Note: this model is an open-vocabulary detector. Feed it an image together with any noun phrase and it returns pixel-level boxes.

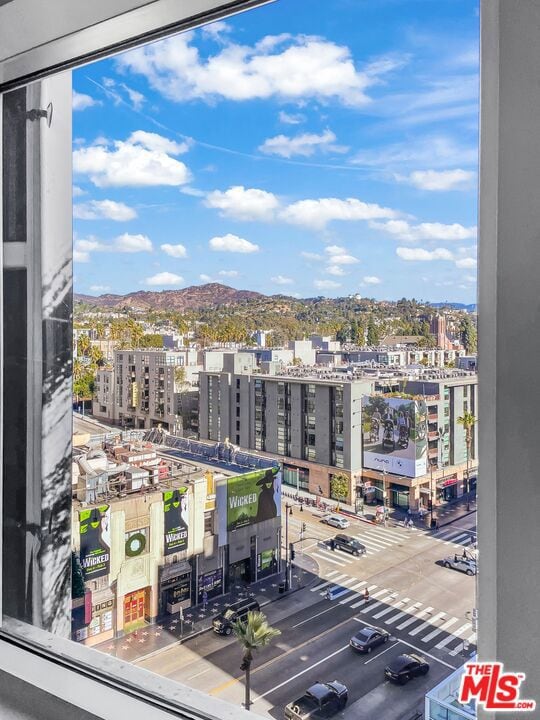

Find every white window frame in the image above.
[0,1,273,718]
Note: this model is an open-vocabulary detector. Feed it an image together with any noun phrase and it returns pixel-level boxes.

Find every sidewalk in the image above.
[95,555,320,665]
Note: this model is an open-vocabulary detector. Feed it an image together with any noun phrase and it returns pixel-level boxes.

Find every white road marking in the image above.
[254,644,350,701]
[185,667,211,681]
[385,602,421,626]
[350,585,378,609]
[397,639,456,670]
[359,591,394,614]
[339,581,367,603]
[396,607,433,630]
[434,623,471,649]
[421,617,458,643]
[312,553,346,566]
[372,598,410,621]
[364,643,396,664]
[409,611,446,637]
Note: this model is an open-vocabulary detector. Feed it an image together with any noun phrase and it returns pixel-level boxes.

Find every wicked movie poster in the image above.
[163,488,189,555]
[79,505,111,579]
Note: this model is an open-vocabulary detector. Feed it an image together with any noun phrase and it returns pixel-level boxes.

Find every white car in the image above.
[322,515,350,529]
[443,554,477,576]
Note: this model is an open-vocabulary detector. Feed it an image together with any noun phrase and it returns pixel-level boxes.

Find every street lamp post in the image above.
[430,459,436,529]
[284,502,302,591]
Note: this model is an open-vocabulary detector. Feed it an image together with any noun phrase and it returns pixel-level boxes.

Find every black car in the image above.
[332,534,367,556]
[385,653,430,685]
[349,625,390,653]
[284,681,348,719]
[212,598,260,635]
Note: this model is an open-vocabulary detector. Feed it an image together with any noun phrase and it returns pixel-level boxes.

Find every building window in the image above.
[204,512,213,536]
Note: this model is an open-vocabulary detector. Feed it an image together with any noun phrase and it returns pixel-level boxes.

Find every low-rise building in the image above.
[72,435,281,647]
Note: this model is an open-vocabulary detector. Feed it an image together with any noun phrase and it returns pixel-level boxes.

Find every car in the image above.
[332,534,366,556]
[443,553,477,575]
[350,625,390,653]
[385,653,430,685]
[212,598,260,635]
[284,681,348,719]
[322,515,350,529]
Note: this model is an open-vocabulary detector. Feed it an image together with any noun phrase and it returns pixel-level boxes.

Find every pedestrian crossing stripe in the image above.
[385,602,421,626]
[314,547,355,564]
[312,552,346,566]
[422,617,459,643]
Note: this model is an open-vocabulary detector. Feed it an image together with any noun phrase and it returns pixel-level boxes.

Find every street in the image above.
[138,507,476,719]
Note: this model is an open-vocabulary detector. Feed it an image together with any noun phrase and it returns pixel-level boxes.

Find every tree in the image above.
[457,411,477,504]
[366,316,379,346]
[460,316,477,353]
[330,473,350,505]
[232,611,281,710]
[77,333,91,357]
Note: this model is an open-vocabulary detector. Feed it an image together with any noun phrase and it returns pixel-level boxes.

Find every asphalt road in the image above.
[139,510,477,719]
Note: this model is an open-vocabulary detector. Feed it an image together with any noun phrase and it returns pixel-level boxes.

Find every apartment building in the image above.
[199,364,478,511]
[92,350,201,435]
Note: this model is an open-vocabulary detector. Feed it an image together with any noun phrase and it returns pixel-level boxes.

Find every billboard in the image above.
[79,505,111,580]
[362,396,428,477]
[163,488,189,555]
[226,467,281,532]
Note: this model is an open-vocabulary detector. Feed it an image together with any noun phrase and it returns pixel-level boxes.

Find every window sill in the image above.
[0,619,252,720]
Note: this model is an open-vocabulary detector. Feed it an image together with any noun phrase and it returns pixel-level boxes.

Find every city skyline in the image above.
[72,0,479,303]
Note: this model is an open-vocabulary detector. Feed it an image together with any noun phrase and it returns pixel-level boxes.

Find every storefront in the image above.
[197,568,223,603]
[229,557,252,584]
[123,587,149,632]
[159,560,192,616]
[389,483,410,510]
[257,548,278,579]
[437,474,459,502]
[74,589,115,646]
[283,464,309,491]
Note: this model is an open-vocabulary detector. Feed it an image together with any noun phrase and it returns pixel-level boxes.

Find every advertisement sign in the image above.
[163,488,189,555]
[198,568,223,602]
[226,467,281,532]
[362,396,428,477]
[79,505,111,580]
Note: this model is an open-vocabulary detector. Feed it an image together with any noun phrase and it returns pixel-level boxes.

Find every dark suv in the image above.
[332,534,366,556]
[212,598,260,635]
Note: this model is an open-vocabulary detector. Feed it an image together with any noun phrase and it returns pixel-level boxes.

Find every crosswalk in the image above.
[430,527,477,549]
[309,569,476,656]
[292,520,416,567]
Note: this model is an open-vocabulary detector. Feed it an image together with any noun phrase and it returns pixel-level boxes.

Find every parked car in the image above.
[443,554,477,575]
[212,598,260,635]
[322,515,350,529]
[332,534,366,556]
[350,625,390,653]
[284,681,348,719]
[385,653,430,685]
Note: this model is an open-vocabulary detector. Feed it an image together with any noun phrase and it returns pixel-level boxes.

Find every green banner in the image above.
[227,467,281,532]
[163,488,189,555]
[79,505,111,579]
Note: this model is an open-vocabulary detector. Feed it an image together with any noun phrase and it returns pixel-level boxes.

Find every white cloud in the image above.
[396,247,454,261]
[259,129,348,158]
[352,135,477,172]
[372,219,476,243]
[281,197,398,230]
[363,275,381,285]
[199,274,213,282]
[218,269,239,277]
[73,250,90,263]
[76,238,108,253]
[271,275,293,285]
[89,285,111,293]
[73,185,86,197]
[279,110,305,125]
[324,245,359,265]
[398,168,475,191]
[301,251,323,261]
[205,185,279,221]
[201,20,232,40]
[455,256,477,268]
[314,279,341,290]
[209,233,259,253]
[73,131,191,187]
[327,265,347,276]
[144,272,184,286]
[161,243,187,258]
[117,33,401,107]
[73,199,137,221]
[73,91,99,111]
[180,186,206,197]
[120,84,145,110]
[114,233,153,253]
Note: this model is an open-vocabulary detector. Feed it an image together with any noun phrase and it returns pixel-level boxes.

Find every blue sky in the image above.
[72,0,479,303]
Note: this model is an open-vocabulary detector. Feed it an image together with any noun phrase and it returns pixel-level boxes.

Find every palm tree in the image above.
[232,610,281,710]
[457,411,477,506]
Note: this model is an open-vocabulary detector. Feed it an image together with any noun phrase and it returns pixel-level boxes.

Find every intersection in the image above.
[138,507,476,719]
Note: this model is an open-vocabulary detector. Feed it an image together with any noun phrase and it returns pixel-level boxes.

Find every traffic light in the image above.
[301,522,307,533]
[289,542,295,561]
